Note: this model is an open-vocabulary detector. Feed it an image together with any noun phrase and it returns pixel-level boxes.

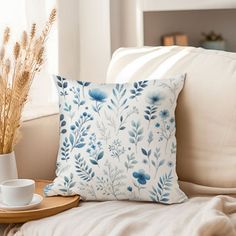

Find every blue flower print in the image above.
[87,133,104,166]
[145,93,164,128]
[159,109,170,119]
[89,89,107,115]
[147,93,164,105]
[133,169,150,185]
[89,89,107,102]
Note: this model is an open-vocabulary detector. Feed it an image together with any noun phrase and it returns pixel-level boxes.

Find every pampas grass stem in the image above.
[0,8,56,154]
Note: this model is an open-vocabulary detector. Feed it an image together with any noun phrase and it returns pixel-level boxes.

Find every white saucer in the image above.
[0,194,43,211]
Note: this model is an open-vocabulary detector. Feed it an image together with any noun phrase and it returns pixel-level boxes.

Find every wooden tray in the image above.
[0,180,80,223]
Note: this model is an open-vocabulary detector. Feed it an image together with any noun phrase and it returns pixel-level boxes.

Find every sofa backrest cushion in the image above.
[107,46,236,188]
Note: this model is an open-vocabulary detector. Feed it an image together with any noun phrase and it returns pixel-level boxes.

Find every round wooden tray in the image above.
[0,180,80,223]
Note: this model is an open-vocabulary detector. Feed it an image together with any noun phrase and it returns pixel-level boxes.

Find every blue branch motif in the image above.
[69,112,93,150]
[56,76,68,97]
[75,154,95,182]
[96,161,126,199]
[156,111,175,153]
[141,148,152,169]
[58,173,76,195]
[130,81,148,99]
[63,102,75,120]
[77,81,91,98]
[151,148,165,178]
[108,139,125,161]
[70,87,85,109]
[128,121,144,152]
[149,170,173,203]
[124,153,137,171]
[61,137,70,161]
[144,92,165,127]
[59,114,67,134]
[107,84,132,133]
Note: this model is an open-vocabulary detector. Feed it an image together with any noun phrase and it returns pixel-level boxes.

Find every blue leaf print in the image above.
[149,170,173,203]
[63,102,75,119]
[58,173,76,195]
[77,81,91,98]
[151,148,165,178]
[70,112,93,150]
[130,81,148,99]
[148,131,153,145]
[117,107,139,134]
[87,133,104,166]
[70,87,85,109]
[128,121,144,152]
[56,76,68,97]
[60,114,67,134]
[144,92,164,128]
[75,154,95,181]
[61,137,70,161]
[124,153,137,171]
[107,84,131,133]
[44,183,54,196]
[141,148,152,169]
[89,89,107,116]
[144,105,158,127]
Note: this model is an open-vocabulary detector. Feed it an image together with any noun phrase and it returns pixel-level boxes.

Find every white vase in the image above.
[0,152,18,183]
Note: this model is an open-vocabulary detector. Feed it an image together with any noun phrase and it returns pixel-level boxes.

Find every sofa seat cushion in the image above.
[11,193,236,236]
[107,46,236,188]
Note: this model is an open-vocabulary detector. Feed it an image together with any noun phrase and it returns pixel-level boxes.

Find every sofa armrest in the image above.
[15,114,59,180]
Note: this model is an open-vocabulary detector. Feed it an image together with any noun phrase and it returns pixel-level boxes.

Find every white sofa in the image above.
[4,46,236,236]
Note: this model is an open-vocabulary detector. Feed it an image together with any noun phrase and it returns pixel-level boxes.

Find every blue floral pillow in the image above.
[45,75,187,204]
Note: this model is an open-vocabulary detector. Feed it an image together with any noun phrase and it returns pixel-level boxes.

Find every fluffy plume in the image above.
[30,23,36,39]
[13,42,20,60]
[21,31,28,49]
[3,27,10,45]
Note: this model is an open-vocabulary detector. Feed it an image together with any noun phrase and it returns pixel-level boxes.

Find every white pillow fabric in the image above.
[45,75,187,204]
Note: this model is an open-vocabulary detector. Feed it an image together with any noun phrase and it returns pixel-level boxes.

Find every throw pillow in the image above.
[44,75,187,204]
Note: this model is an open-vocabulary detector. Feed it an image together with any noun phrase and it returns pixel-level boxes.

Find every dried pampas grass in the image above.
[0,8,56,154]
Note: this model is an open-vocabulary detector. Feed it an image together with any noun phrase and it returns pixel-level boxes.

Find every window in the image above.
[0,0,58,120]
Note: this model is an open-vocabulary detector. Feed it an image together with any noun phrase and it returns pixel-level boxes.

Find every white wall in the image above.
[110,0,121,54]
[57,0,79,80]
[110,0,141,52]
[58,0,111,83]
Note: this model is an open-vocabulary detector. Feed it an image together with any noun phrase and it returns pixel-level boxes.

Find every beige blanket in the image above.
[7,194,236,236]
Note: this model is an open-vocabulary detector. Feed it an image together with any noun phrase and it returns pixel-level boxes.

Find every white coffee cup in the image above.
[0,179,35,206]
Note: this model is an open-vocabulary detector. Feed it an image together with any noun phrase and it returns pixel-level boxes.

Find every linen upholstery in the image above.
[107,46,236,188]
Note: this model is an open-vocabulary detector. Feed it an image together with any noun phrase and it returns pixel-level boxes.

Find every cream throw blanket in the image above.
[5,187,236,236]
